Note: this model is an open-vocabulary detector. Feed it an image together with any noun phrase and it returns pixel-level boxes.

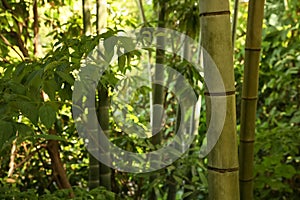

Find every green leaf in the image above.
[26,69,43,88]
[0,120,14,149]
[44,61,60,72]
[19,102,39,125]
[39,104,56,128]
[43,79,58,100]
[118,54,126,72]
[14,123,34,136]
[56,71,74,85]
[182,191,193,199]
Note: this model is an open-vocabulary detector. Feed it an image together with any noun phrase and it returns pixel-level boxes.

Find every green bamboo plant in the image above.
[239,0,265,199]
[199,0,239,199]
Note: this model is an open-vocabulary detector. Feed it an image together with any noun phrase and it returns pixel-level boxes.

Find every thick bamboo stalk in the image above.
[239,0,265,199]
[199,0,239,199]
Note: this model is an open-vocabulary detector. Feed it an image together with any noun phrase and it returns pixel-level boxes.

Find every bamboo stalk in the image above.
[150,2,166,199]
[97,84,112,190]
[232,0,240,49]
[95,0,112,190]
[82,0,101,189]
[96,0,107,34]
[33,0,39,56]
[239,0,265,199]
[199,0,240,199]
[82,0,92,35]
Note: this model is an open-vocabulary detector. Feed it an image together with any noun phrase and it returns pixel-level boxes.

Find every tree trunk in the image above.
[199,0,240,199]
[239,1,265,199]
[47,128,74,197]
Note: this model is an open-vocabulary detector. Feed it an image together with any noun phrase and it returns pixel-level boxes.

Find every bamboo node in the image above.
[204,90,235,96]
[199,10,230,17]
[245,47,261,52]
[207,166,239,173]
[240,139,255,143]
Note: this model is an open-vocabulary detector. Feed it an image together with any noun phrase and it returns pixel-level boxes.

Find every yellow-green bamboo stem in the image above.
[239,0,265,199]
[199,0,239,199]
[232,0,240,49]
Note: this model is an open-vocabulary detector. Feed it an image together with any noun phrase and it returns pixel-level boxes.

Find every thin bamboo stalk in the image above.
[199,0,240,199]
[150,2,166,199]
[83,0,100,190]
[96,0,107,34]
[239,0,265,199]
[82,0,92,35]
[98,84,112,190]
[96,0,111,190]
[232,0,240,49]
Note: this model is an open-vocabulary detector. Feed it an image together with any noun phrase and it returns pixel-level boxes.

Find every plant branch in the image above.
[1,0,29,58]
[0,34,24,60]
[137,0,147,25]
[14,144,47,169]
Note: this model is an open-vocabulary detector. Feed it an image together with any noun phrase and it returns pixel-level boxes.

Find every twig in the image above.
[14,144,47,169]
[8,132,18,177]
[0,34,24,60]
